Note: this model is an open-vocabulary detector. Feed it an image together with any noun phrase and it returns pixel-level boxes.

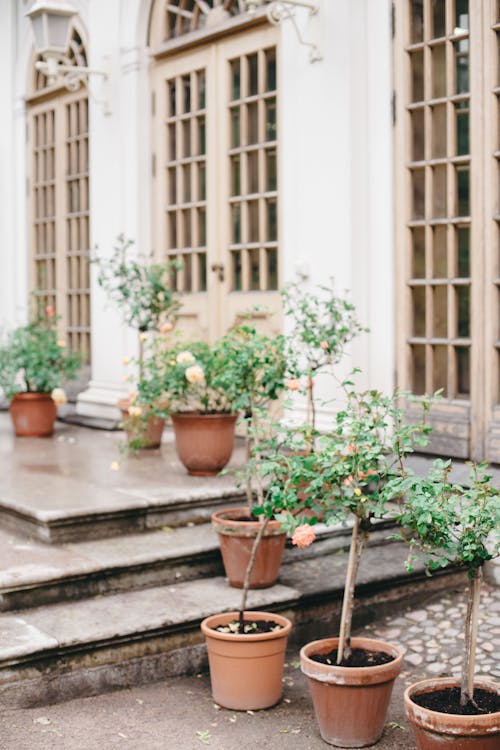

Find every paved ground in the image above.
[1,582,498,750]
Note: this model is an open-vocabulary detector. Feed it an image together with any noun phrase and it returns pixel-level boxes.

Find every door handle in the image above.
[210,262,225,282]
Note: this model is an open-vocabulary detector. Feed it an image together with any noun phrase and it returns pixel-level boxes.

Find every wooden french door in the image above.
[394,0,500,461]
[151,24,281,340]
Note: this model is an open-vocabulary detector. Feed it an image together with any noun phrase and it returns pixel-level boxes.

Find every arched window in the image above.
[27,27,91,367]
[149,0,280,339]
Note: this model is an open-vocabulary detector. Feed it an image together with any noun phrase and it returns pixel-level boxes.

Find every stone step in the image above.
[0,518,397,612]
[0,538,464,709]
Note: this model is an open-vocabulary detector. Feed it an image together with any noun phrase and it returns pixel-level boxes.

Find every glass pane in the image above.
[455,39,469,94]
[433,345,448,394]
[249,249,260,290]
[197,70,206,109]
[433,285,447,337]
[183,253,192,291]
[432,45,446,98]
[457,227,469,277]
[455,103,469,155]
[432,0,446,38]
[198,164,206,201]
[198,116,206,155]
[232,250,242,291]
[247,150,259,193]
[183,74,191,113]
[248,102,258,144]
[168,80,176,117]
[169,168,177,204]
[198,207,206,246]
[183,120,191,157]
[230,59,240,100]
[183,210,191,247]
[231,107,241,147]
[455,0,469,31]
[267,248,278,290]
[266,149,277,191]
[456,346,470,396]
[248,200,259,242]
[267,199,277,241]
[412,344,426,395]
[183,165,191,202]
[432,104,446,158]
[169,256,178,291]
[266,98,277,141]
[457,166,469,216]
[265,48,276,91]
[248,54,258,96]
[231,156,241,196]
[411,169,425,219]
[433,165,447,218]
[411,50,424,102]
[411,0,424,43]
[168,124,176,159]
[433,225,447,277]
[232,203,241,244]
[412,108,425,161]
[456,285,470,337]
[412,227,426,278]
[198,252,207,291]
[412,286,426,336]
[169,212,177,249]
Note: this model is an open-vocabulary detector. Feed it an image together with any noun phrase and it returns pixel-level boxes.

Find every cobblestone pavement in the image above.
[0,582,498,750]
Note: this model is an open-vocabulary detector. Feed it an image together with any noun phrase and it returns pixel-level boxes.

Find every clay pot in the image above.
[404,677,500,749]
[300,636,403,747]
[9,393,57,437]
[118,399,165,449]
[171,412,237,476]
[201,610,292,710]
[212,507,286,588]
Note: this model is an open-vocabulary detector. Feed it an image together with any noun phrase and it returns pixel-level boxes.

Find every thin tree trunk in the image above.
[138,335,144,382]
[238,516,271,632]
[460,567,482,707]
[309,376,316,452]
[337,515,366,664]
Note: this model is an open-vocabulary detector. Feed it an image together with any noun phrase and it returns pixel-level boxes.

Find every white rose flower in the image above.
[51,387,67,405]
[176,351,196,365]
[128,405,143,417]
[185,365,205,384]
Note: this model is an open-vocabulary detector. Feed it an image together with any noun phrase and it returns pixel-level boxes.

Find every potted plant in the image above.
[385,460,500,749]
[0,308,81,436]
[287,388,432,747]
[93,235,180,448]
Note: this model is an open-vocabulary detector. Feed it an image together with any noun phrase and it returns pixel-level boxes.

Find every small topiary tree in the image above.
[385,459,500,709]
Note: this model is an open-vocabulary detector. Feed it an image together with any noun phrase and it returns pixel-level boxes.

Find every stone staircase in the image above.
[0,415,464,708]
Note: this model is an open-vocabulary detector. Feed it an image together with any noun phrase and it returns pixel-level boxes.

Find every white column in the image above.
[76,0,147,419]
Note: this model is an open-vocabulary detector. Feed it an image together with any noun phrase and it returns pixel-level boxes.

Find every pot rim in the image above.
[201,610,292,642]
[10,391,53,401]
[211,507,286,536]
[300,636,404,685]
[171,411,238,421]
[404,677,500,734]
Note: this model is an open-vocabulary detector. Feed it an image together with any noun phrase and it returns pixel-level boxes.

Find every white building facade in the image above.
[9,1,496,464]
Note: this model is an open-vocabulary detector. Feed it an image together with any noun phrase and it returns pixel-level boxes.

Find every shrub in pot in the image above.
[93,235,180,449]
[0,309,81,436]
[281,387,432,747]
[385,460,500,749]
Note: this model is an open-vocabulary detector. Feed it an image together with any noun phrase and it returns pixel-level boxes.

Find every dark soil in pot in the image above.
[310,646,395,668]
[212,618,284,635]
[412,686,500,716]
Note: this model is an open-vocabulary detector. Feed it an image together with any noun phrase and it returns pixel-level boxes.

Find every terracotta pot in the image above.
[212,507,286,588]
[201,610,292,710]
[404,677,500,749]
[171,412,237,476]
[300,636,403,747]
[9,393,57,437]
[118,399,165,449]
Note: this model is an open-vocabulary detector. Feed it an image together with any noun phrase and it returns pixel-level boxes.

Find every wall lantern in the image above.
[26,0,110,113]
[244,0,321,61]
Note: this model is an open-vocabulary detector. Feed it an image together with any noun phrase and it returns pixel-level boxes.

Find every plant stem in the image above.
[138,335,144,382]
[337,514,366,664]
[239,516,270,632]
[460,567,482,707]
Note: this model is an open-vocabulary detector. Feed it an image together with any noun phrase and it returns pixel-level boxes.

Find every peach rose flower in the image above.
[185,364,205,384]
[285,378,301,391]
[45,304,55,318]
[160,321,174,334]
[177,351,196,365]
[291,524,316,549]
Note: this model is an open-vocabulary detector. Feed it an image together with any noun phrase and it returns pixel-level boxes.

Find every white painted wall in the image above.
[3,0,395,419]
